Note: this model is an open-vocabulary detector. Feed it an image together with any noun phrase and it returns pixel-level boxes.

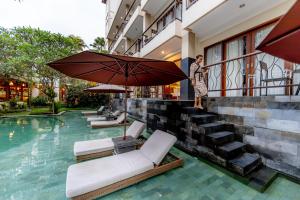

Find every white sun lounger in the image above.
[74,120,146,161]
[81,106,105,116]
[90,113,128,128]
[66,130,183,200]
[86,110,121,122]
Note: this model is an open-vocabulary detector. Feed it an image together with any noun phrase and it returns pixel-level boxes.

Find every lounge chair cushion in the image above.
[66,150,153,198]
[91,120,118,127]
[140,130,177,165]
[74,121,145,156]
[90,113,126,127]
[97,106,104,112]
[86,116,106,122]
[74,138,114,156]
[127,121,145,138]
[116,113,126,123]
[113,110,121,116]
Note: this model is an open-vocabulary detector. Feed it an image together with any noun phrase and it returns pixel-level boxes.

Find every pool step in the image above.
[200,122,234,135]
[181,107,208,115]
[206,131,235,146]
[248,167,278,192]
[191,114,218,125]
[228,153,262,176]
[218,141,245,159]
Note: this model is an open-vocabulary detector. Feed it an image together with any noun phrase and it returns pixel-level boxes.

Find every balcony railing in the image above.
[124,0,182,55]
[186,0,198,9]
[196,52,300,96]
[108,0,140,52]
[142,0,182,47]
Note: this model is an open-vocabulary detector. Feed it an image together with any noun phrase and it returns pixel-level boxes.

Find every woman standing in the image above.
[189,54,208,109]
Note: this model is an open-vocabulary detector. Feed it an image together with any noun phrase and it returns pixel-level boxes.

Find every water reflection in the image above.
[0,116,65,152]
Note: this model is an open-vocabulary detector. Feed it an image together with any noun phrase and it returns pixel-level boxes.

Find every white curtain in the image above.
[226,38,244,96]
[206,44,222,97]
[255,26,285,96]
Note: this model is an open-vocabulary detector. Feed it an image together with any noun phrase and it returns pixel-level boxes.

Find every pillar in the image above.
[180,30,195,100]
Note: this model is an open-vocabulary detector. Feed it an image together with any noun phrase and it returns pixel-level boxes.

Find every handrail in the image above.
[108,0,138,51]
[196,51,300,96]
[198,51,262,72]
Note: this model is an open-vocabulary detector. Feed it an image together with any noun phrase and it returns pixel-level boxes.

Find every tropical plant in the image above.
[90,37,108,53]
[0,26,86,108]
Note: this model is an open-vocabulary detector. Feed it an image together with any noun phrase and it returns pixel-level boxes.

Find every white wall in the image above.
[195,0,296,54]
[105,0,122,38]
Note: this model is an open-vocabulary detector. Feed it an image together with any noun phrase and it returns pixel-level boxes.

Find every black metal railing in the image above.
[196,52,300,96]
[186,0,198,9]
[108,0,140,52]
[141,0,182,48]
[124,0,182,55]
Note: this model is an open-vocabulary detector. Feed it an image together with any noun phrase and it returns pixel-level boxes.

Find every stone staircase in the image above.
[146,101,277,192]
[180,107,262,176]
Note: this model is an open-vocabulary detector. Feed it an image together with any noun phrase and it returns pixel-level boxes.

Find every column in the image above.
[180,30,195,100]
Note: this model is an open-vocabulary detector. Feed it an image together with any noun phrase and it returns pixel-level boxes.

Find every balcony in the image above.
[124,0,182,59]
[108,0,140,53]
[141,0,173,16]
[123,5,143,40]
[183,0,289,40]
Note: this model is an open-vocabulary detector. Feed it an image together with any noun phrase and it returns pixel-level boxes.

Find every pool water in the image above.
[0,111,299,200]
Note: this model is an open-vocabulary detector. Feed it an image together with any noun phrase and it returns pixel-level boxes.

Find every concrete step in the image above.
[248,166,278,192]
[228,153,262,176]
[200,122,234,135]
[181,107,208,114]
[206,131,235,146]
[191,114,218,124]
[218,141,245,159]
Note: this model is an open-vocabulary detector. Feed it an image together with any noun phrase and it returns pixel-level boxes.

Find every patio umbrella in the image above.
[84,84,132,113]
[48,51,187,139]
[256,0,300,64]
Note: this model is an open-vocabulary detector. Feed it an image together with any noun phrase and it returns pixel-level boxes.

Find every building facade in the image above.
[104,0,300,180]
[103,0,299,99]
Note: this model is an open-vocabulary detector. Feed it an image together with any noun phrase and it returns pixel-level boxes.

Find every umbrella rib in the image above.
[136,63,187,79]
[132,64,167,85]
[74,65,122,78]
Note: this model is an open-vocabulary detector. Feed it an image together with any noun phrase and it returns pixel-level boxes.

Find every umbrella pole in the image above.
[123,65,128,140]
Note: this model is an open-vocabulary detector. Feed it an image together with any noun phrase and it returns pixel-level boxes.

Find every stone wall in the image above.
[207,96,300,179]
[112,98,155,122]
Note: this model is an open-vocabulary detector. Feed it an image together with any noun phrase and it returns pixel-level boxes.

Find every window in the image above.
[204,19,294,97]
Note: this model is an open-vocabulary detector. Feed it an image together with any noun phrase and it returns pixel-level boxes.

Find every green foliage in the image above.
[31,96,48,106]
[9,98,17,108]
[44,87,57,100]
[90,37,107,53]
[0,26,86,107]
[53,101,62,114]
[66,84,109,108]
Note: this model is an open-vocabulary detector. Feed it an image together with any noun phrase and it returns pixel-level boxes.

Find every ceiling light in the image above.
[161,51,165,54]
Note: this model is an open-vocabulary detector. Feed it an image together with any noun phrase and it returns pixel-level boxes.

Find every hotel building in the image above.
[103,0,299,99]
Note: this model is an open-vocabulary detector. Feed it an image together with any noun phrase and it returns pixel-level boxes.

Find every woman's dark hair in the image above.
[196,54,203,59]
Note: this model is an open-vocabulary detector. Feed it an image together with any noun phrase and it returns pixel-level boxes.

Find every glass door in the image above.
[225,36,247,96]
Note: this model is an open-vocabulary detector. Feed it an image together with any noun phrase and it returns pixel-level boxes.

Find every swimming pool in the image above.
[0,111,299,200]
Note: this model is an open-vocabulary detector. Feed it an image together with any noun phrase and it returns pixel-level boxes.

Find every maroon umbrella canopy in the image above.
[48,51,187,86]
[84,84,132,93]
[256,1,300,64]
[48,51,187,139]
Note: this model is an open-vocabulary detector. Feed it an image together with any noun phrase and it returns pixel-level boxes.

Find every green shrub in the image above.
[66,84,109,108]
[9,98,17,108]
[53,101,62,114]
[31,96,48,106]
